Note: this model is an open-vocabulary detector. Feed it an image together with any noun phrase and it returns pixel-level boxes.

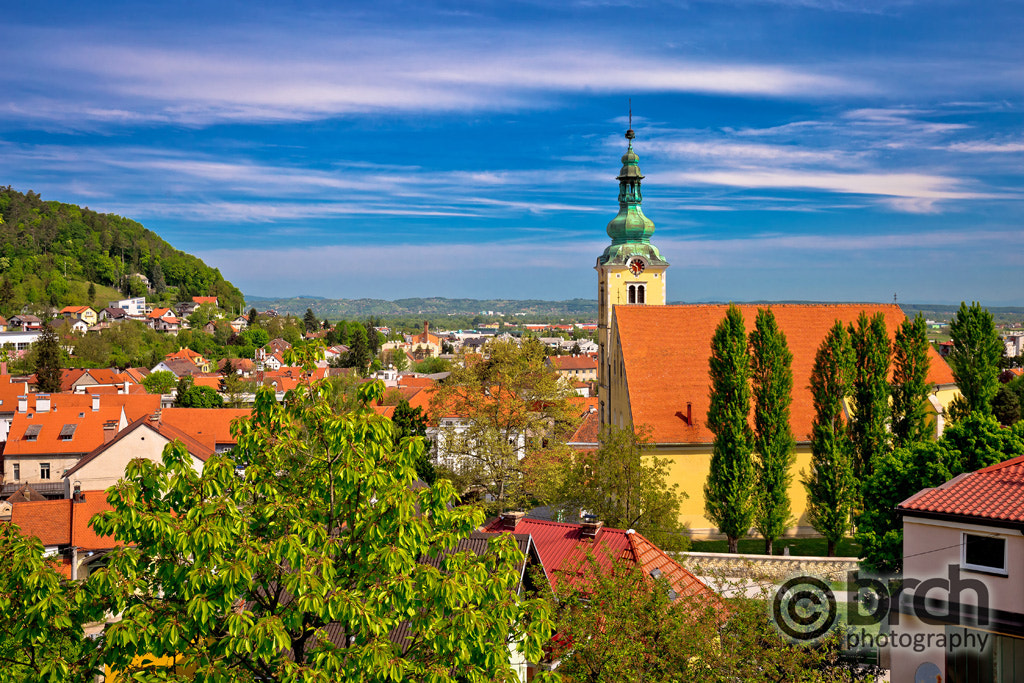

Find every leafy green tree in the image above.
[0,278,13,316]
[150,260,166,295]
[948,301,1003,418]
[413,356,451,374]
[0,524,106,682]
[803,321,856,557]
[856,414,1024,571]
[142,370,178,394]
[247,307,259,327]
[749,308,795,555]
[847,312,891,481]
[303,307,318,333]
[365,322,382,355]
[173,375,225,408]
[393,398,435,485]
[345,324,371,371]
[704,304,755,553]
[993,384,1021,426]
[432,338,577,512]
[87,380,554,681]
[34,322,63,393]
[334,320,351,346]
[557,425,689,551]
[244,327,270,348]
[87,281,96,304]
[552,554,859,683]
[891,313,932,447]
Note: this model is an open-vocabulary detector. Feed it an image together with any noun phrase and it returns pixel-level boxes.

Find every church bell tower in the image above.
[596,123,669,425]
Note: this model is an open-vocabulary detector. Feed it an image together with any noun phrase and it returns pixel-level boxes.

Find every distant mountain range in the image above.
[245,295,1024,324]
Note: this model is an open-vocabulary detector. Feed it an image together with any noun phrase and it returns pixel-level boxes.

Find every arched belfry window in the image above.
[637,284,646,304]
[628,284,636,304]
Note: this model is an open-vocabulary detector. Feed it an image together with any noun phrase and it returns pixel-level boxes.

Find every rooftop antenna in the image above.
[894,292,898,304]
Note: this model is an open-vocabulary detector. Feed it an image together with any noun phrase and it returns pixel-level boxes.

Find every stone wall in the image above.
[673,551,861,583]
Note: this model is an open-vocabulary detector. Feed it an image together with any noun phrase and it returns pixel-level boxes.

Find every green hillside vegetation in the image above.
[0,187,243,316]
[246,296,599,321]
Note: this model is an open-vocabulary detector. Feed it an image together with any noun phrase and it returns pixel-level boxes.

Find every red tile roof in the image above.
[10,499,72,546]
[192,296,218,305]
[0,375,30,412]
[569,409,600,445]
[615,304,955,444]
[70,490,117,551]
[159,407,250,449]
[899,454,1024,525]
[6,405,124,456]
[63,416,216,479]
[482,517,725,611]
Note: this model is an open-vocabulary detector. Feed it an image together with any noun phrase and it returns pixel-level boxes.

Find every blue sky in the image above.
[2,0,1022,305]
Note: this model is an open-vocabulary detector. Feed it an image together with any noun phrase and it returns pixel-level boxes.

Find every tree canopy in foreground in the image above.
[2,379,555,682]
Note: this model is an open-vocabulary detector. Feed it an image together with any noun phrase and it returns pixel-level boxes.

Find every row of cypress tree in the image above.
[703,305,938,556]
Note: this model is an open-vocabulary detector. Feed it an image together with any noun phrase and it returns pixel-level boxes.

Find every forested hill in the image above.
[0,187,243,314]
[245,296,599,320]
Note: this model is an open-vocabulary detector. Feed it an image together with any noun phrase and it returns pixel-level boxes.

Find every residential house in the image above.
[0,315,7,332]
[483,513,726,677]
[165,348,212,373]
[1,394,129,496]
[150,358,204,378]
[61,368,141,394]
[9,314,42,331]
[229,315,249,332]
[60,306,98,327]
[605,304,959,537]
[2,490,117,579]
[108,297,147,317]
[546,354,598,383]
[147,308,180,334]
[62,414,214,494]
[98,307,129,322]
[892,455,1024,681]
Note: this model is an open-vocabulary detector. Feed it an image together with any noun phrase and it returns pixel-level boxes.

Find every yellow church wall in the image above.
[603,267,666,308]
[652,444,817,539]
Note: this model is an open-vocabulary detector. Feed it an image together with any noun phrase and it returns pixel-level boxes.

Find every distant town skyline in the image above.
[1,0,1022,306]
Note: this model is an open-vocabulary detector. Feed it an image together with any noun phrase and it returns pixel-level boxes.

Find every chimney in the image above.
[36,394,51,413]
[423,320,429,337]
[103,421,117,443]
[72,481,84,502]
[580,515,604,540]
[92,394,100,412]
[17,395,27,413]
[501,511,526,529]
[123,380,130,394]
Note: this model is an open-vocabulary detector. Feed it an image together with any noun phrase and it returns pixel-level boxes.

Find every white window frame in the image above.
[39,462,51,480]
[961,532,1008,576]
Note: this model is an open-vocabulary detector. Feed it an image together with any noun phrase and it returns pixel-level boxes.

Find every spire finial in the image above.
[625,98,635,143]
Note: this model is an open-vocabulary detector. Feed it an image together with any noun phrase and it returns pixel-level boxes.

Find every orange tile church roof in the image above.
[614,303,955,445]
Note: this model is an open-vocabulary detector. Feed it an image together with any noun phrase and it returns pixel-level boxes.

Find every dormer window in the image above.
[60,424,77,441]
[24,424,41,442]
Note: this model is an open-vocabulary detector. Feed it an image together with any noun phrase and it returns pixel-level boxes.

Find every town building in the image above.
[593,126,960,537]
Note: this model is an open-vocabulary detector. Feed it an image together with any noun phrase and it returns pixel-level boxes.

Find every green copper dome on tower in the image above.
[597,127,668,267]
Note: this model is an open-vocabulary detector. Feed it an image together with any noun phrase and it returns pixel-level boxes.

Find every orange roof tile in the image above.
[10,499,72,546]
[64,417,215,479]
[615,304,955,444]
[71,490,117,551]
[482,517,724,612]
[0,375,30,412]
[899,454,1024,525]
[159,407,250,449]
[5,405,124,456]
[569,409,601,445]
[192,296,218,305]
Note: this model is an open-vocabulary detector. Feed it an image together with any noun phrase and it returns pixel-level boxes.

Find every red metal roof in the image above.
[899,454,1024,524]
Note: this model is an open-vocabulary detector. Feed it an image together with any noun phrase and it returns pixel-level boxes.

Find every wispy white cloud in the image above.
[947,140,1024,153]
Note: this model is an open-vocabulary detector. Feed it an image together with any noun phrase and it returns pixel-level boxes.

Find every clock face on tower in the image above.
[628,258,646,276]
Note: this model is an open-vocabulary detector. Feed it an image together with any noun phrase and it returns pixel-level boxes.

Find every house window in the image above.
[40,462,51,480]
[12,464,19,480]
[962,533,1007,575]
[628,285,636,304]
